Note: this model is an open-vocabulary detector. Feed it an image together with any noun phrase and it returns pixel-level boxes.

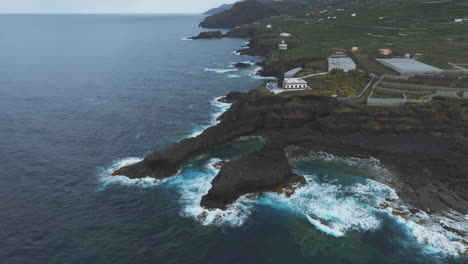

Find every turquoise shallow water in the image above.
[0,14,466,264]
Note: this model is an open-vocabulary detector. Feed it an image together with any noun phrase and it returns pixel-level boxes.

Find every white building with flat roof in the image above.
[283,78,308,89]
[376,58,444,75]
[328,57,357,72]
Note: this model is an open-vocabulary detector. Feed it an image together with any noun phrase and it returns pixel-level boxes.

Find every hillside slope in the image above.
[199,0,279,28]
[204,2,239,15]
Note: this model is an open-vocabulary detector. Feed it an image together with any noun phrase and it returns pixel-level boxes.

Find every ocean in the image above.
[0,14,466,264]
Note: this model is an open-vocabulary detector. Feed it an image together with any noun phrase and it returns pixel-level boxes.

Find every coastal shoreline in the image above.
[110,13,468,257]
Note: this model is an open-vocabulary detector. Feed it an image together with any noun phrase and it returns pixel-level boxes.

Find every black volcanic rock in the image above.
[233,62,252,68]
[201,146,305,209]
[113,94,468,214]
[225,27,259,38]
[199,0,279,28]
[190,31,224,39]
[113,95,339,179]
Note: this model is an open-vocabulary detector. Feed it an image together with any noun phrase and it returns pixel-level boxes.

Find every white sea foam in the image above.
[100,91,468,258]
[204,68,238,74]
[180,37,192,41]
[382,203,468,256]
[264,175,391,235]
[232,50,242,56]
[249,66,277,80]
[209,96,232,125]
[99,157,165,188]
[306,215,344,237]
[238,61,256,66]
[288,151,467,256]
[399,216,467,256]
[227,74,242,78]
[189,96,232,138]
[175,158,255,227]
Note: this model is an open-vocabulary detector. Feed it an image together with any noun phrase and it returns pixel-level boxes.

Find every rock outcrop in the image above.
[189,31,224,40]
[233,62,252,68]
[201,146,305,209]
[113,93,468,214]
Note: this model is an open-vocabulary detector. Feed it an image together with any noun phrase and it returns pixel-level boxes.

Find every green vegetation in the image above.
[304,69,372,97]
[355,55,396,75]
[243,0,468,72]
[296,69,325,77]
[387,75,468,88]
[252,83,272,95]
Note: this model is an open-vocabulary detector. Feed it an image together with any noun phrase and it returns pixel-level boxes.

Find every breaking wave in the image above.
[265,174,396,236]
[249,66,277,80]
[227,74,241,78]
[100,148,467,257]
[189,96,232,137]
[98,157,165,189]
[175,151,467,256]
[284,152,467,257]
[204,68,238,74]
[99,98,466,259]
[384,204,467,256]
[174,158,256,227]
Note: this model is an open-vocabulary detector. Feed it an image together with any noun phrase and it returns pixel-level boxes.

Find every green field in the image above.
[244,0,468,72]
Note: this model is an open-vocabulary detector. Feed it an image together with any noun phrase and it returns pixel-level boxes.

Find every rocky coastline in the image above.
[113,92,468,216]
[114,6,468,226]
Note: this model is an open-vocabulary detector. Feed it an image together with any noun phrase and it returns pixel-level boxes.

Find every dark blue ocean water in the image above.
[0,15,466,264]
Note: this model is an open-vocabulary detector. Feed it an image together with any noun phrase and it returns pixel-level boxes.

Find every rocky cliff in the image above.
[113,93,468,214]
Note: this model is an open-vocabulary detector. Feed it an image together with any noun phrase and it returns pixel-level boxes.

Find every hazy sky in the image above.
[0,0,237,14]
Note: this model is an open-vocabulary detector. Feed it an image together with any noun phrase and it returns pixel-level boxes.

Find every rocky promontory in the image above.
[113,93,468,214]
[201,146,305,209]
[189,31,224,40]
[233,62,252,68]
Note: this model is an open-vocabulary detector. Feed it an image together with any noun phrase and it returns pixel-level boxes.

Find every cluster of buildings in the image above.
[268,39,449,94]
[352,46,424,61]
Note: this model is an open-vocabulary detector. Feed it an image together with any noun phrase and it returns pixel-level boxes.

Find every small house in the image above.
[379,48,393,56]
[283,78,308,89]
[351,47,359,52]
[280,32,292,37]
[266,24,273,29]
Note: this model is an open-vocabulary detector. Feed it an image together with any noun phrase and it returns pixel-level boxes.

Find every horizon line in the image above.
[0,12,204,15]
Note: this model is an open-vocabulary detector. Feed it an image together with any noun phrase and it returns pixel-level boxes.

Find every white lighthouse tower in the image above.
[278,40,288,87]
[278,40,288,51]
